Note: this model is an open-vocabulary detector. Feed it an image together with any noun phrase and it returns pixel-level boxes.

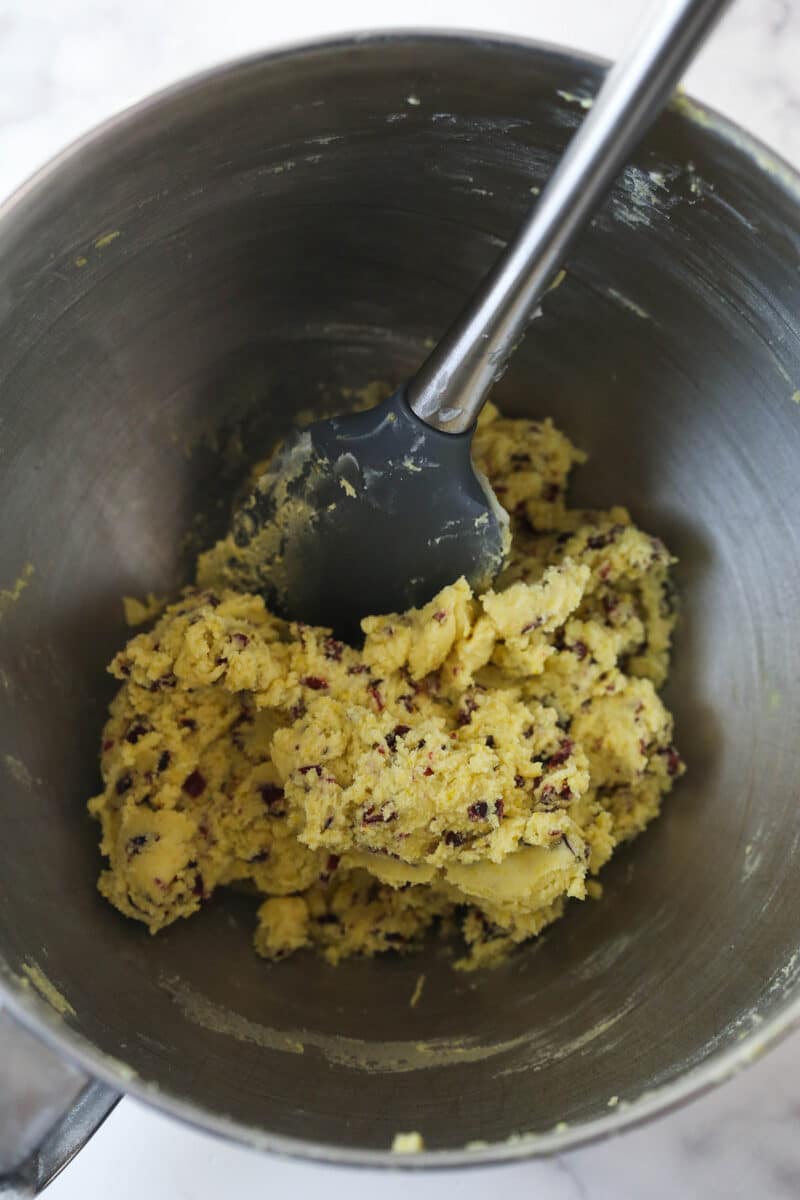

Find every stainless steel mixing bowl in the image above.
[2,30,800,1190]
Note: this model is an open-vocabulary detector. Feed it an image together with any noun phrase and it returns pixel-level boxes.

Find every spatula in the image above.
[220,0,730,642]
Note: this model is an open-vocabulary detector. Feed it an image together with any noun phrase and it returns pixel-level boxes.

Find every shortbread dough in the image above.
[89,403,682,968]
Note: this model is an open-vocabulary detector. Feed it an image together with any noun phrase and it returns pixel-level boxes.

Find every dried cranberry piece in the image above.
[347,664,368,675]
[115,774,133,795]
[118,660,132,677]
[399,693,416,714]
[290,700,307,721]
[192,872,206,898]
[231,632,249,647]
[319,853,340,882]
[495,799,505,819]
[514,774,525,788]
[126,834,147,856]
[521,618,542,634]
[443,830,466,847]
[432,610,447,623]
[457,695,479,726]
[485,735,496,749]
[102,739,115,752]
[661,746,682,776]
[249,850,270,863]
[602,594,618,618]
[546,739,574,769]
[385,724,411,752]
[157,751,171,773]
[259,783,286,811]
[180,718,197,731]
[362,805,396,825]
[543,482,560,502]
[587,526,623,551]
[467,801,489,821]
[182,770,206,798]
[367,683,384,712]
[423,766,434,777]
[323,638,344,662]
[298,765,322,777]
[149,672,176,692]
[301,675,328,690]
[125,723,148,745]
[572,641,588,660]
[326,854,340,872]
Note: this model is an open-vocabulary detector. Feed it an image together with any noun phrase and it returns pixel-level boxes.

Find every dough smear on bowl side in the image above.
[88,403,683,969]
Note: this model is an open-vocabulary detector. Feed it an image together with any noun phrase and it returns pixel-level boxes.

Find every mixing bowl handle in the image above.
[0,1008,120,1195]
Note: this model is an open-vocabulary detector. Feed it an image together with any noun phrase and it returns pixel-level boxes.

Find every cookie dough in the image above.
[89,403,683,968]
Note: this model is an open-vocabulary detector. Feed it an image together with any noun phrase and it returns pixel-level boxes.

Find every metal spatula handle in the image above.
[407,0,732,434]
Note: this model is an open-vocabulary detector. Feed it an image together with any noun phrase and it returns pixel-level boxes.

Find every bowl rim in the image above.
[2,24,800,1171]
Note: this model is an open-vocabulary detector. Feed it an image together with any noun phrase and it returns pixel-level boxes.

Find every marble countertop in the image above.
[2,0,799,1196]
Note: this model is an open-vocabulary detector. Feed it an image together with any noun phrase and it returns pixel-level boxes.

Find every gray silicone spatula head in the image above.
[211,0,729,639]
[214,389,508,642]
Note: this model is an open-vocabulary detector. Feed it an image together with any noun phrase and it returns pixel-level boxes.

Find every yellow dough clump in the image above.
[89,404,683,968]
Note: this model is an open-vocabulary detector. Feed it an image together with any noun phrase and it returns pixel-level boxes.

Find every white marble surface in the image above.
[2,0,800,1196]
